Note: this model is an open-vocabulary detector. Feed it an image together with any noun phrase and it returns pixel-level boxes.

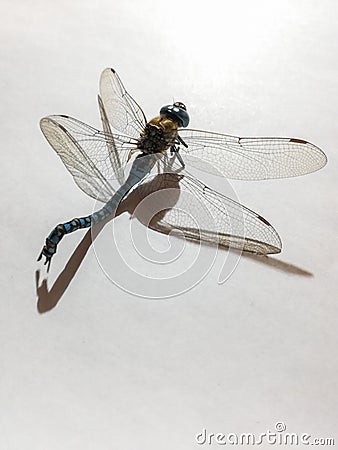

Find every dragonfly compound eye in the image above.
[160,103,190,128]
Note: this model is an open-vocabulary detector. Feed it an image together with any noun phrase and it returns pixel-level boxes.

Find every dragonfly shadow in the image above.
[35,173,312,313]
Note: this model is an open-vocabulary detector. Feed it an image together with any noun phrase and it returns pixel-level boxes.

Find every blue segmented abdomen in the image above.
[45,190,124,251]
[38,154,158,269]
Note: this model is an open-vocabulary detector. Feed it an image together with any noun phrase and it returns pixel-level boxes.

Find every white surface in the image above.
[1,0,337,448]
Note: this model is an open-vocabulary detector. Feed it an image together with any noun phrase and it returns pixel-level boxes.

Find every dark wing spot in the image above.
[60,114,69,118]
[111,68,116,73]
[258,215,271,226]
[290,138,308,144]
[58,124,67,132]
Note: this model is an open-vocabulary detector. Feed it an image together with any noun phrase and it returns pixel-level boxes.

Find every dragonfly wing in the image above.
[98,95,125,185]
[99,68,147,138]
[134,169,282,255]
[40,115,136,202]
[179,129,327,180]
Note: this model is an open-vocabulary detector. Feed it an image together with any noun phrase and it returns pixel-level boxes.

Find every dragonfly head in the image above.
[160,102,190,128]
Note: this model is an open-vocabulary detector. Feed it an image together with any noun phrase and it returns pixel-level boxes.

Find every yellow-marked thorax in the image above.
[137,116,178,154]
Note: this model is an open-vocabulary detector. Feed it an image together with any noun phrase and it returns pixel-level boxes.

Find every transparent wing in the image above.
[99,68,147,138]
[134,159,282,255]
[179,129,327,180]
[97,94,125,185]
[40,115,137,202]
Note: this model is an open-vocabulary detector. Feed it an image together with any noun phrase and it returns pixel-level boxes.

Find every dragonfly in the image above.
[37,68,327,271]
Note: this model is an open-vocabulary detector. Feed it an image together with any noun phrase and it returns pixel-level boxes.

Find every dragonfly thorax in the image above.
[137,116,178,155]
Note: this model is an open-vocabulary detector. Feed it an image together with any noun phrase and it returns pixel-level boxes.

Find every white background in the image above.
[1,0,337,448]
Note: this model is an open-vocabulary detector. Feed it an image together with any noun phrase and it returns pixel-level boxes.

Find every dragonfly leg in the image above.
[177,134,188,148]
[170,144,185,169]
